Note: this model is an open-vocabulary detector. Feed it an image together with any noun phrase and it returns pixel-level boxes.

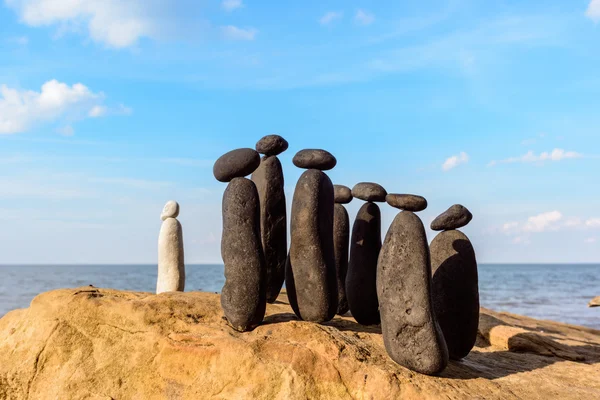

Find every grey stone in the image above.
[221,177,267,332]
[346,202,382,325]
[334,204,350,315]
[352,182,387,202]
[431,204,473,231]
[251,156,287,304]
[385,194,427,212]
[213,148,261,183]
[334,185,352,204]
[292,149,337,171]
[286,169,338,322]
[431,230,479,360]
[256,135,289,156]
[157,214,185,294]
[160,200,180,221]
[377,211,449,376]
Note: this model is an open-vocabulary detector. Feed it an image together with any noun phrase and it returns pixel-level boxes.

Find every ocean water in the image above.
[0,264,598,329]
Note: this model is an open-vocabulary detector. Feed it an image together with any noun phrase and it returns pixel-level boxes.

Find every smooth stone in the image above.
[292,149,337,171]
[346,202,382,325]
[334,185,352,204]
[352,182,387,202]
[160,200,180,221]
[286,169,338,322]
[431,230,479,360]
[255,135,289,156]
[333,204,350,315]
[251,156,287,304]
[221,177,267,332]
[589,296,600,308]
[431,204,473,231]
[156,218,185,294]
[385,194,427,212]
[213,148,261,183]
[377,211,449,376]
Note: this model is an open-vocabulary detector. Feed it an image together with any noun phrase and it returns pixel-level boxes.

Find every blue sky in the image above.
[1,0,599,264]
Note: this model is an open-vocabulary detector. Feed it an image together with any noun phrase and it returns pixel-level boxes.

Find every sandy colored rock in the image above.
[333,203,350,315]
[156,217,185,294]
[589,296,600,307]
[1,287,599,400]
[160,200,180,221]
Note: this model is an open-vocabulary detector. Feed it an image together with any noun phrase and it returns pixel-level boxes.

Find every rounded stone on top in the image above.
[161,200,180,221]
[255,135,289,156]
[334,185,353,204]
[386,194,428,212]
[431,204,473,231]
[352,182,387,202]
[292,149,337,171]
[213,148,261,183]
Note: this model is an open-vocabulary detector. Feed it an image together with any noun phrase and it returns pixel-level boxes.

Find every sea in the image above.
[0,264,598,329]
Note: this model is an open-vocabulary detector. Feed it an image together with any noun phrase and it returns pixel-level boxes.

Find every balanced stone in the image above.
[347,202,382,325]
[157,201,185,294]
[589,296,600,307]
[256,135,289,156]
[352,182,387,202]
[334,185,352,204]
[333,203,350,315]
[386,194,427,212]
[431,229,479,360]
[286,169,338,322]
[221,177,267,332]
[213,148,261,183]
[292,149,337,171]
[431,204,473,231]
[377,211,449,376]
[251,155,287,303]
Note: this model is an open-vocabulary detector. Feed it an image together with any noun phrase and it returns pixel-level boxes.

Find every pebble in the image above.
[431,204,473,231]
[255,135,289,156]
[213,148,261,183]
[352,182,387,202]
[160,200,180,221]
[334,185,353,204]
[385,194,427,212]
[292,149,337,171]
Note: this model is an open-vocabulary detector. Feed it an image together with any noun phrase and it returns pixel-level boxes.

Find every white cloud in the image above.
[56,125,74,136]
[355,9,375,26]
[586,218,600,228]
[584,237,597,244]
[488,148,583,166]
[88,105,107,118]
[442,152,469,171]
[319,11,343,26]
[522,210,563,233]
[586,0,600,22]
[222,0,243,12]
[221,25,257,41]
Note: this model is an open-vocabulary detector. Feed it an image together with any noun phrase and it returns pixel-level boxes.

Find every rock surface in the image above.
[431,204,473,231]
[292,149,337,171]
[157,217,185,294]
[589,296,600,307]
[255,135,289,156]
[333,204,350,315]
[385,194,427,212]
[333,185,352,204]
[213,148,261,183]
[2,287,599,400]
[352,182,387,202]
[160,200,180,221]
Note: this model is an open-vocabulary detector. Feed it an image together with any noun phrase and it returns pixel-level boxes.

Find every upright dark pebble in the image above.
[292,149,337,171]
[333,204,350,315]
[334,185,353,204]
[352,182,387,202]
[431,204,473,231]
[255,135,289,156]
[386,194,428,212]
[213,148,261,183]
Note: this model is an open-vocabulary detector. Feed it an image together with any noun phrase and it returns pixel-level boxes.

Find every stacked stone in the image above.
[286,149,338,323]
[251,135,288,303]
[377,194,449,376]
[156,200,185,294]
[430,204,479,360]
[333,185,352,315]
[346,182,386,326]
[214,148,266,332]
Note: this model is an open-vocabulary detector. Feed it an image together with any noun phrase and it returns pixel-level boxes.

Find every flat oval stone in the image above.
[334,185,352,204]
[160,200,180,221]
[256,135,289,156]
[352,182,387,202]
[431,204,473,231]
[292,149,337,171]
[386,194,427,212]
[333,204,350,315]
[213,148,261,183]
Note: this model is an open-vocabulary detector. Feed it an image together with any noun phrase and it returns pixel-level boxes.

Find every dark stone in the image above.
[346,202,382,325]
[352,182,387,202]
[286,169,338,322]
[213,148,261,183]
[292,149,337,171]
[334,185,352,204]
[431,230,479,360]
[256,135,289,156]
[431,204,473,231]
[377,211,449,375]
[334,204,350,315]
[386,194,427,212]
[220,177,267,332]
[252,156,287,303]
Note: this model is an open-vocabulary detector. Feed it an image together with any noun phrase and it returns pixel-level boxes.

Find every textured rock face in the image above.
[160,200,180,221]
[221,177,266,331]
[377,211,449,375]
[431,230,479,360]
[292,149,337,171]
[385,194,427,212]
[333,204,350,315]
[256,134,289,156]
[286,169,338,322]
[347,202,382,325]
[352,182,387,202]
[333,184,352,204]
[252,156,287,303]
[157,217,185,294]
[431,204,473,231]
[213,148,261,182]
[590,296,600,307]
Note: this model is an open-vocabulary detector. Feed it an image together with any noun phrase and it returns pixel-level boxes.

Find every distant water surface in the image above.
[0,264,598,329]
